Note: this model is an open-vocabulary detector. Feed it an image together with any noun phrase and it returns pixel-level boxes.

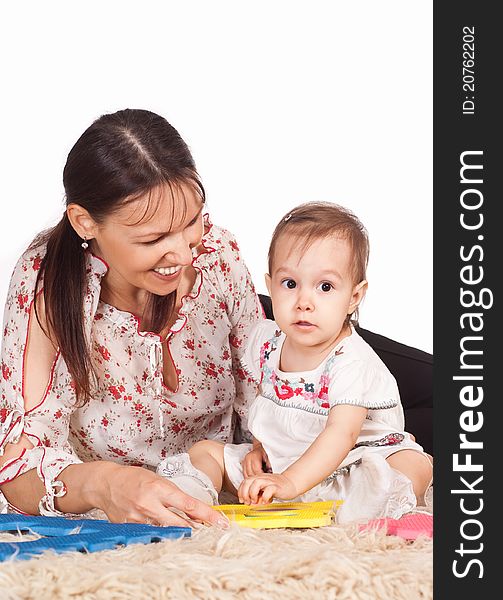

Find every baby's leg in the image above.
[189,440,238,496]
[386,450,433,505]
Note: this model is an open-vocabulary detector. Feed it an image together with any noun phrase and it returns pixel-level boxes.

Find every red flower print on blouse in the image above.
[108,385,121,400]
[274,385,294,400]
[97,345,111,361]
[229,335,241,349]
[17,293,29,311]
[206,364,218,378]
[1,362,12,381]
[108,446,127,457]
[31,256,42,271]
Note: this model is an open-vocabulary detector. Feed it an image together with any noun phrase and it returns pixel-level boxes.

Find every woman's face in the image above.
[90,183,204,304]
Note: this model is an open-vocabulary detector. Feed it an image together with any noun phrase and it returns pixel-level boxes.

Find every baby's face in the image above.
[266,234,366,352]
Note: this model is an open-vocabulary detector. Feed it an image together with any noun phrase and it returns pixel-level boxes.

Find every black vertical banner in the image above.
[434,2,499,597]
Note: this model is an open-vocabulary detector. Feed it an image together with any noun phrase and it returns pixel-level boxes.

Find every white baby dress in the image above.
[223,320,430,523]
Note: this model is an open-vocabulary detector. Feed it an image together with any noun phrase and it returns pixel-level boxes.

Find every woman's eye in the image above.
[140,213,200,245]
[143,236,164,245]
[318,282,333,292]
[281,279,297,289]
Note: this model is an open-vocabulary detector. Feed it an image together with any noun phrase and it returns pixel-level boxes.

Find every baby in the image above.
[158,202,432,523]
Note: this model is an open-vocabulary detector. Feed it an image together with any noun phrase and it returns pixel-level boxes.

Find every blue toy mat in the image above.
[0,513,191,561]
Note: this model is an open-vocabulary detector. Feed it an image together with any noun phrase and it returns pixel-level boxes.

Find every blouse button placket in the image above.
[148,339,166,438]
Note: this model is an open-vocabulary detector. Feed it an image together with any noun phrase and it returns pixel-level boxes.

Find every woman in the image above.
[0,109,261,527]
[0,109,432,526]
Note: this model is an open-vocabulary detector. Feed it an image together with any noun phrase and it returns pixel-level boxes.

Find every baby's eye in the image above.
[281,279,297,289]
[318,282,333,293]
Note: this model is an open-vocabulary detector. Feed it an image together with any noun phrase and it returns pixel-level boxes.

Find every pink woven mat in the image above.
[359,513,433,540]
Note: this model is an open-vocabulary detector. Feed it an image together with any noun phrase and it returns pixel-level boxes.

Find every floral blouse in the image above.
[0,216,263,515]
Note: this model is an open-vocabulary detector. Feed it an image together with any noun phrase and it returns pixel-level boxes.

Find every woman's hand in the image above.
[238,473,298,505]
[241,444,271,478]
[94,463,228,528]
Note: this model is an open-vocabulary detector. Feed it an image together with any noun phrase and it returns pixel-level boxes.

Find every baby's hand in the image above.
[241,445,271,478]
[238,473,298,505]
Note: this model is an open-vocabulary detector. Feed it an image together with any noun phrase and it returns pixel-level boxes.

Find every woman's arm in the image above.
[0,458,105,515]
[0,282,88,514]
[1,456,227,527]
[238,405,367,504]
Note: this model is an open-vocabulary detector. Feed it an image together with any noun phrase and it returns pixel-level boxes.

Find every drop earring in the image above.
[81,237,89,250]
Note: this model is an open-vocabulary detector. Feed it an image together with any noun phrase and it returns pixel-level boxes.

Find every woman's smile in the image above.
[150,265,184,283]
[153,263,183,275]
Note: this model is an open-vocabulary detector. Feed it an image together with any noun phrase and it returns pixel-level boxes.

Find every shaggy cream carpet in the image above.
[0,513,432,600]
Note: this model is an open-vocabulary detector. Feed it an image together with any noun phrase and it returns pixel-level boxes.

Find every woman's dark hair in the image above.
[30,108,205,404]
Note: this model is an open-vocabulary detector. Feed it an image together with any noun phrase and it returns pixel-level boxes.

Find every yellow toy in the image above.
[213,500,342,529]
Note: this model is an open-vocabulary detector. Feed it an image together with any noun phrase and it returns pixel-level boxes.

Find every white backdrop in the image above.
[0,1,432,353]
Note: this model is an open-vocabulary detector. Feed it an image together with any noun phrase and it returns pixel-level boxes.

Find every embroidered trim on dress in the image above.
[325,458,363,480]
[261,391,330,416]
[259,331,340,411]
[239,356,262,385]
[331,398,398,410]
[353,432,405,448]
[256,325,399,412]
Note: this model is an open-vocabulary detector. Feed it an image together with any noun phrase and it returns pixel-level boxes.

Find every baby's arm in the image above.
[241,437,271,478]
[282,405,367,496]
[238,405,367,504]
